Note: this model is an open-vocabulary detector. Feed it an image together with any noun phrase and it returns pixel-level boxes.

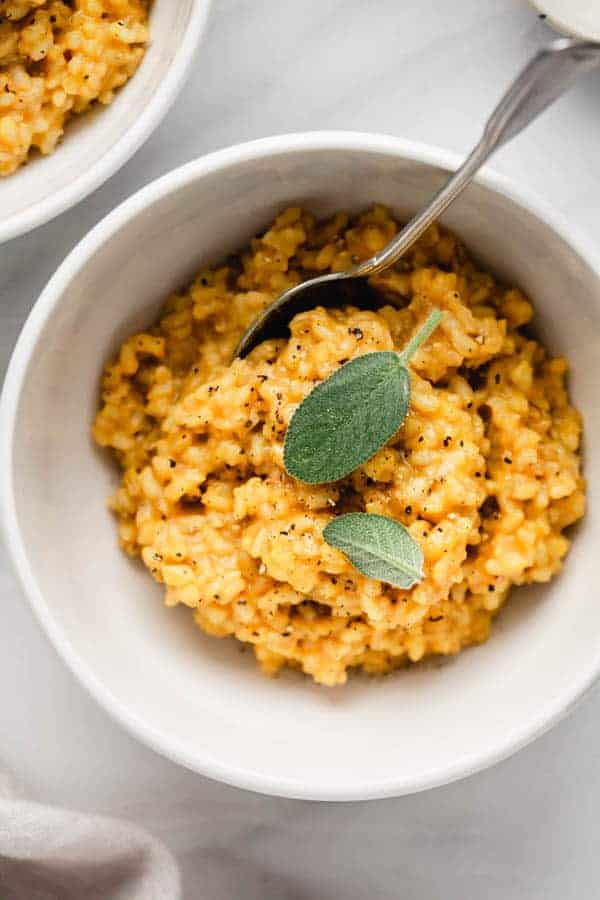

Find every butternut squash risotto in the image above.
[0,0,149,176]
[93,207,585,686]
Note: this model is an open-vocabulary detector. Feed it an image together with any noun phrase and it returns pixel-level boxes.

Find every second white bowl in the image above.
[2,132,600,799]
[0,0,212,245]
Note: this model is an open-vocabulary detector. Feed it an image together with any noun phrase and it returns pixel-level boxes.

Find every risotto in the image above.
[0,0,149,176]
[93,206,585,686]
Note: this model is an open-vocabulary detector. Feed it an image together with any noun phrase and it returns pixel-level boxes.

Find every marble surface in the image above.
[2,1,600,896]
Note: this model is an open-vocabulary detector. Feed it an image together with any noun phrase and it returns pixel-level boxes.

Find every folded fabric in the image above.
[0,780,181,900]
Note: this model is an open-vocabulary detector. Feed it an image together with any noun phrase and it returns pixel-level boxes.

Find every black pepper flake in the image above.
[461,364,489,391]
[480,495,500,519]
[405,505,412,515]
[504,456,512,464]
[443,436,452,447]
[494,373,501,385]
[488,585,495,592]
[168,459,176,468]
[429,615,444,622]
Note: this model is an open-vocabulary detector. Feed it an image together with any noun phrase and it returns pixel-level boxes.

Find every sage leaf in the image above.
[284,351,409,484]
[284,309,442,484]
[323,512,424,589]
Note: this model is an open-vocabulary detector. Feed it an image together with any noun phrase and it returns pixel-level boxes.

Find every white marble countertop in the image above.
[2,1,600,896]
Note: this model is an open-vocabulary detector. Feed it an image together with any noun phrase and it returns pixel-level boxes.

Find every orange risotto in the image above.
[0,0,149,176]
[93,206,585,686]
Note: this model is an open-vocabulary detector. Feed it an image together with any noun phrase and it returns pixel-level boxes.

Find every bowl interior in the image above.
[0,0,197,241]
[5,140,600,799]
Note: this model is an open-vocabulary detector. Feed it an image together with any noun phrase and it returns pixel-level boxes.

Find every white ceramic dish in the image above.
[2,132,599,801]
[0,0,212,245]
[528,0,600,42]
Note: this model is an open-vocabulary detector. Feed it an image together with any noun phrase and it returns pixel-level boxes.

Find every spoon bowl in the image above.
[236,276,392,355]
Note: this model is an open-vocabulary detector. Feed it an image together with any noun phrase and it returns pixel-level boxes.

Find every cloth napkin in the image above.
[0,774,181,900]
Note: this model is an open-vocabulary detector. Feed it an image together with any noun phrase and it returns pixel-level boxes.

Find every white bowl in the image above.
[2,132,600,801]
[0,0,212,245]
[527,0,600,42]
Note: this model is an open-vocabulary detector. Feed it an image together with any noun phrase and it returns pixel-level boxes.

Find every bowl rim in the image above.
[526,0,600,42]
[2,130,600,801]
[0,0,213,245]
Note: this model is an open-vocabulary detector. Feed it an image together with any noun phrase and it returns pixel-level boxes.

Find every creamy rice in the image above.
[0,0,149,176]
[94,206,585,686]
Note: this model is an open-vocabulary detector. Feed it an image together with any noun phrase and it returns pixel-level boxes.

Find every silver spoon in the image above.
[235,38,600,358]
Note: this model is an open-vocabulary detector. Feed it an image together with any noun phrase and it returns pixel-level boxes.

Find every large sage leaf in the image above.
[283,309,442,485]
[284,352,409,484]
[323,512,424,589]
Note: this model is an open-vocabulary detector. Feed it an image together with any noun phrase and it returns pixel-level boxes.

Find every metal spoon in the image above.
[235,38,600,358]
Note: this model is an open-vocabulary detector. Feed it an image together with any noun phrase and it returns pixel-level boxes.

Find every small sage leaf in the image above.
[284,352,409,484]
[283,309,442,485]
[323,512,424,589]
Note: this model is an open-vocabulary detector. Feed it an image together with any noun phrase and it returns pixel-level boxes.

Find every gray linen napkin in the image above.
[0,776,181,900]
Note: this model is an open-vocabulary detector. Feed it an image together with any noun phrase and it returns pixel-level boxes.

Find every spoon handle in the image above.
[354,38,600,278]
